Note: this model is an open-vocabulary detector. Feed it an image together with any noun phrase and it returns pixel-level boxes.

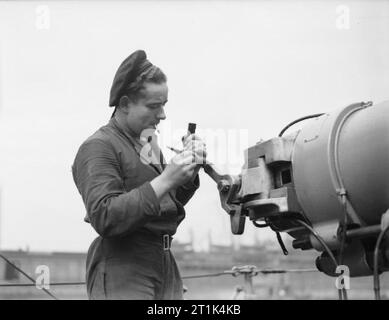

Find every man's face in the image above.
[125,82,168,136]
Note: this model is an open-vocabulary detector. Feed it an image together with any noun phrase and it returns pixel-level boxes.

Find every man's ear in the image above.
[118,95,130,114]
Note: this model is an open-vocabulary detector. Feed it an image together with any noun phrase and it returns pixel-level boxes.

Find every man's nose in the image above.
[157,106,166,120]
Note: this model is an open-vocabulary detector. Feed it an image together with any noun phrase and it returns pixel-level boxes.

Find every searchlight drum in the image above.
[206,101,389,277]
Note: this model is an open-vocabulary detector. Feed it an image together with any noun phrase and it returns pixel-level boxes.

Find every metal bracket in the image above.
[203,163,245,234]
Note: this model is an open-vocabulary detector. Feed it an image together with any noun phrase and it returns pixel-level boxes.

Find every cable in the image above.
[296,220,342,274]
[337,198,349,300]
[258,268,317,274]
[373,225,389,300]
[253,220,269,228]
[0,267,319,287]
[293,220,345,300]
[182,271,230,279]
[0,253,58,300]
[276,231,289,255]
[338,199,348,266]
[278,113,325,137]
[0,282,85,287]
[252,219,288,255]
[293,221,338,271]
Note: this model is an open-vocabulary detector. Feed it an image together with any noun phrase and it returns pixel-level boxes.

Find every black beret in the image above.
[109,50,152,107]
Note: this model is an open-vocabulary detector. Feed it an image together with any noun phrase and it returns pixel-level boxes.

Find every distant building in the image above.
[0,250,86,283]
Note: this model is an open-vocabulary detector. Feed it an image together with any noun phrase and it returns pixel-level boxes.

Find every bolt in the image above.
[218,180,230,192]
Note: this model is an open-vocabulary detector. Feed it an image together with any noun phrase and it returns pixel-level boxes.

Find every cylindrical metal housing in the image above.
[292,101,389,227]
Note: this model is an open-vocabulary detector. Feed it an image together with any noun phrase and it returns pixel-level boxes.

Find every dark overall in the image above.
[72,118,199,299]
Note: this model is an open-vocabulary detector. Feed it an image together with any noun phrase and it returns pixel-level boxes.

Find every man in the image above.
[72,50,206,299]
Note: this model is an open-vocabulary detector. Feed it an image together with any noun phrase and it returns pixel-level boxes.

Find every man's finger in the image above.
[171,150,191,165]
[176,153,196,165]
[186,162,198,172]
[191,153,206,165]
[182,134,202,146]
[184,139,206,149]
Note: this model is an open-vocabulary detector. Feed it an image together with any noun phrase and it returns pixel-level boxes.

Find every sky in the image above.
[0,0,388,252]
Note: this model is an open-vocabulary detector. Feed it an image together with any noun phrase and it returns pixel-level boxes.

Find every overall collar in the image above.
[109,117,166,173]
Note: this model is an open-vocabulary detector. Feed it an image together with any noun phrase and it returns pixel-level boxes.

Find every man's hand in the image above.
[150,150,203,199]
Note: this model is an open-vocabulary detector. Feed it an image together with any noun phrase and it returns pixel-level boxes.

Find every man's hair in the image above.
[123,66,167,103]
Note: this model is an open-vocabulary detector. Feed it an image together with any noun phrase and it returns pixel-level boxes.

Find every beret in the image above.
[109,50,152,107]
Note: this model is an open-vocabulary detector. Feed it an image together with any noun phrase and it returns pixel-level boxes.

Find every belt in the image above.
[101,230,173,253]
[135,230,172,251]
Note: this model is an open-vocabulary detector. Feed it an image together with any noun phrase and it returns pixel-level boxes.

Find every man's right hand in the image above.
[150,150,202,200]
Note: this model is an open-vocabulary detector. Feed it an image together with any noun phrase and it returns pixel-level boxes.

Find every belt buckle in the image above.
[163,234,170,251]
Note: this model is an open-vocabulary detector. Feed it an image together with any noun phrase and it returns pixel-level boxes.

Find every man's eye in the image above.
[148,104,161,109]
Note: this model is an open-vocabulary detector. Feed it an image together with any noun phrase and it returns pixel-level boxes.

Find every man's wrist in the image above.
[150,175,173,199]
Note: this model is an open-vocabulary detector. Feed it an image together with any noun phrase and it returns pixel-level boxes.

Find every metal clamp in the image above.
[231,265,259,277]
